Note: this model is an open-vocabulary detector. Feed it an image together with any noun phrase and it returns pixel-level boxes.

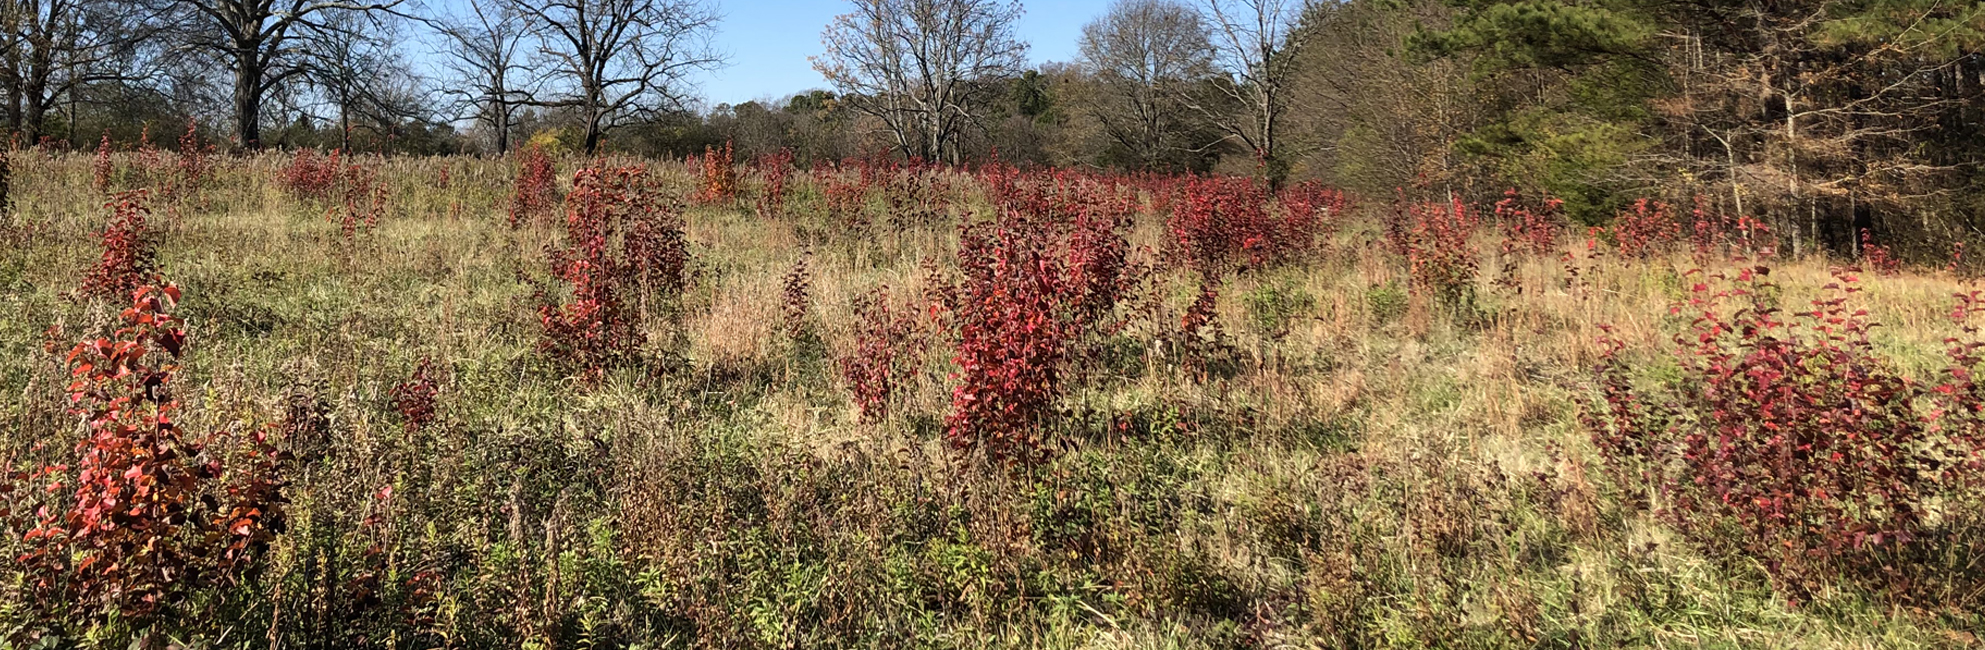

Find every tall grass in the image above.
[0,150,1980,647]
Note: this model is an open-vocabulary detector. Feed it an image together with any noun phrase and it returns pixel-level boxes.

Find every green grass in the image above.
[1,152,1981,648]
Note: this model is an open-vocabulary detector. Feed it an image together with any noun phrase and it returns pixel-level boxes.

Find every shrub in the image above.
[1166,176,1271,274]
[6,283,287,631]
[944,218,1081,460]
[614,187,690,297]
[1275,181,1349,261]
[91,132,112,193]
[536,166,687,378]
[538,256,643,380]
[696,141,739,204]
[1860,228,1900,275]
[327,160,387,242]
[1491,189,1562,291]
[1066,203,1137,327]
[1687,195,1732,262]
[80,191,158,300]
[1243,279,1316,342]
[1493,188,1562,259]
[1612,198,1679,259]
[1736,214,1776,260]
[388,357,440,432]
[838,286,922,422]
[814,161,875,233]
[508,145,559,227]
[754,149,795,219]
[278,148,341,202]
[170,119,213,202]
[1588,266,1985,599]
[880,157,948,228]
[939,183,1143,453]
[1366,281,1408,324]
[1404,198,1477,302]
[135,126,162,177]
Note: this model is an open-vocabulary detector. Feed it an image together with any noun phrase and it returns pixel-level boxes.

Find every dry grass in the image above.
[0,152,1979,648]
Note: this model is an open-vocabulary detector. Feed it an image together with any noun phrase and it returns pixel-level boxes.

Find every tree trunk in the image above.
[924,108,941,163]
[234,56,263,149]
[5,40,21,134]
[493,99,509,154]
[338,88,351,151]
[5,81,18,134]
[20,90,44,142]
[582,110,601,155]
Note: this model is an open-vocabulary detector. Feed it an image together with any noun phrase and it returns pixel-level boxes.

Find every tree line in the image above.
[11,0,1983,254]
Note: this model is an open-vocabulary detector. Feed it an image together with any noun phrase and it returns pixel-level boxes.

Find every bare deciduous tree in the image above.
[1078,0,1214,171]
[513,0,722,154]
[1195,0,1315,185]
[813,0,1027,164]
[0,0,159,142]
[306,9,421,150]
[1284,0,1476,194]
[148,0,407,148]
[434,1,528,154]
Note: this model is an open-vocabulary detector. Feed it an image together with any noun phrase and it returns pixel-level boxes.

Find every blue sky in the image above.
[690,0,1114,107]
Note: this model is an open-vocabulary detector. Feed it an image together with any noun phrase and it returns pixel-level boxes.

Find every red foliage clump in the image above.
[944,220,1079,460]
[696,142,739,204]
[1493,188,1562,258]
[1166,176,1269,274]
[880,157,949,228]
[839,287,923,422]
[1275,181,1349,259]
[508,145,559,227]
[1491,189,1562,291]
[92,132,112,193]
[170,119,214,201]
[814,160,876,231]
[1860,228,1900,275]
[8,283,287,624]
[275,148,387,240]
[327,160,387,241]
[1067,204,1137,325]
[1588,266,1985,598]
[962,168,1140,323]
[1736,215,1776,260]
[80,191,159,300]
[536,166,687,378]
[278,148,342,202]
[538,259,640,380]
[1612,198,1679,259]
[1404,198,1478,300]
[125,127,182,195]
[1687,195,1731,262]
[936,201,1133,461]
[754,149,795,220]
[388,357,440,432]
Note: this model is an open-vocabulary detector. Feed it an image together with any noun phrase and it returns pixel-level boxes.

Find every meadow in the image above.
[3,139,1984,648]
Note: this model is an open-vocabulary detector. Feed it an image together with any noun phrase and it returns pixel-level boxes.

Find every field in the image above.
[3,147,1984,648]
